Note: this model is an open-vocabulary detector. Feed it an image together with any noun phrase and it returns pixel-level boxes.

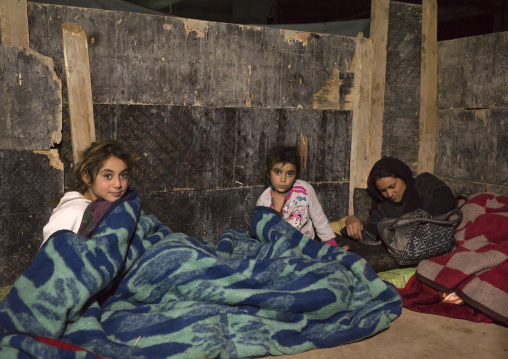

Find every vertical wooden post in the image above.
[349,33,374,214]
[62,22,96,164]
[0,0,29,48]
[418,0,438,174]
[369,0,389,164]
[348,0,389,214]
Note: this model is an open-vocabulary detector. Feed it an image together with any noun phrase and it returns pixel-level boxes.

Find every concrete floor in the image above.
[268,309,508,359]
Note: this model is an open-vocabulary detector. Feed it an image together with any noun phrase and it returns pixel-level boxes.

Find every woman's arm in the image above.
[426,186,456,215]
[344,216,363,240]
[416,173,456,215]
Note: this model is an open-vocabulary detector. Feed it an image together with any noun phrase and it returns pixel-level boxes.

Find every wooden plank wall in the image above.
[435,32,508,196]
[0,0,64,286]
[349,0,426,211]
[382,1,423,171]
[1,2,356,285]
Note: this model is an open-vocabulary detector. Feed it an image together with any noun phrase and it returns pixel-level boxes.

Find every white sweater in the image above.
[42,191,91,247]
[256,180,335,241]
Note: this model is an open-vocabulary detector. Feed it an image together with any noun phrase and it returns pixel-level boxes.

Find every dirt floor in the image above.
[266,308,508,359]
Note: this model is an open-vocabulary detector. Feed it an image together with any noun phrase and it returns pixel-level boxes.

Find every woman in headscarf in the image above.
[343,157,457,245]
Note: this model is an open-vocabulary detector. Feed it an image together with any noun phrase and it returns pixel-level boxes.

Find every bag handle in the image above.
[389,209,463,230]
[456,194,469,209]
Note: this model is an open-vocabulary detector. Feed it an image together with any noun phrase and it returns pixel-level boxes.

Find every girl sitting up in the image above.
[42,140,136,246]
[256,145,338,246]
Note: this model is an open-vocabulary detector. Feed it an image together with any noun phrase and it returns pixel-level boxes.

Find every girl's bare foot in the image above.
[441,292,464,305]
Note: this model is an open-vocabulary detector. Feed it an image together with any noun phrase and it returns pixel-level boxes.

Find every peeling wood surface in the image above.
[62,22,96,164]
[0,46,62,150]
[0,0,29,48]
[32,149,64,171]
[27,4,356,109]
[313,69,354,110]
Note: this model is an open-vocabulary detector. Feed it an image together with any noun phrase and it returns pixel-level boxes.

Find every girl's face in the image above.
[83,156,129,202]
[268,162,297,193]
[375,176,406,203]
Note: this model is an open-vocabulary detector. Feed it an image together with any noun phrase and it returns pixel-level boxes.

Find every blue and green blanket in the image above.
[0,189,402,358]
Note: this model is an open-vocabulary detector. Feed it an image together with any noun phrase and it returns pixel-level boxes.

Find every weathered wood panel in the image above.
[2,3,357,286]
[58,104,351,240]
[139,181,347,242]
[0,46,62,150]
[0,0,29,48]
[382,2,422,171]
[418,0,438,174]
[349,34,373,214]
[62,22,96,164]
[436,31,508,196]
[437,32,508,109]
[0,150,63,286]
[368,0,389,169]
[87,105,351,189]
[435,108,508,195]
[27,3,356,109]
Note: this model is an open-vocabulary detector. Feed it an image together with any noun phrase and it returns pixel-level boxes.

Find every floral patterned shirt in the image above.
[256,180,335,241]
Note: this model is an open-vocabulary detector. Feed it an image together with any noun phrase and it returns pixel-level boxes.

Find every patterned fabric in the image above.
[0,190,402,359]
[399,193,508,325]
[377,208,461,265]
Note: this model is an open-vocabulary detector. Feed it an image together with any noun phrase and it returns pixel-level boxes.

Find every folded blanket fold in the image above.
[1,191,402,359]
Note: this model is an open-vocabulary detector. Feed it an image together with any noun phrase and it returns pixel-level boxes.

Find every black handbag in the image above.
[377,208,463,266]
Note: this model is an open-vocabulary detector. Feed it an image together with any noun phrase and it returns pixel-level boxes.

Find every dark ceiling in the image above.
[125,0,508,41]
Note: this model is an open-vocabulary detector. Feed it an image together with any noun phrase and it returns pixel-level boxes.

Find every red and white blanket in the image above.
[399,192,508,325]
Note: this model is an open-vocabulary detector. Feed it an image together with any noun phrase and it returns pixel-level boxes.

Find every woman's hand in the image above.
[271,191,286,213]
[345,215,363,240]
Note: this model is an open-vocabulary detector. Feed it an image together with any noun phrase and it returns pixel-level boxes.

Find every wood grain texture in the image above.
[418,0,438,174]
[62,22,96,164]
[0,0,29,48]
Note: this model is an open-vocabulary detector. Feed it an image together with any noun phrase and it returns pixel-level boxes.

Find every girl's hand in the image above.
[345,215,363,240]
[271,191,286,213]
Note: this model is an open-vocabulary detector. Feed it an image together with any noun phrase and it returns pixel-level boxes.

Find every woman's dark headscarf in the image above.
[367,157,423,213]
